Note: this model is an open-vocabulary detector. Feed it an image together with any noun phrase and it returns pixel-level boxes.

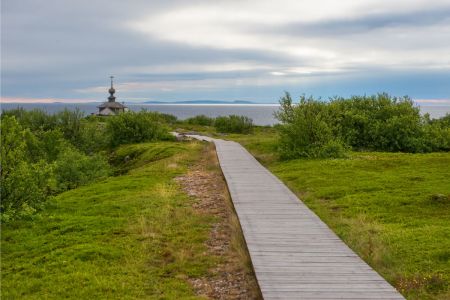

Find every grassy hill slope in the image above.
[2,141,215,299]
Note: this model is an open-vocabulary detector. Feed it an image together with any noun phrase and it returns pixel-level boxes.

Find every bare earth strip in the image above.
[185,135,404,300]
[176,143,261,299]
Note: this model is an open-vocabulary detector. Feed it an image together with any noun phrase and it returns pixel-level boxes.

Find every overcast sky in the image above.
[2,0,450,103]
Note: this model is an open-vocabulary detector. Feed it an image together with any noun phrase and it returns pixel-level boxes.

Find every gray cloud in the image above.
[269,7,450,37]
[2,0,450,102]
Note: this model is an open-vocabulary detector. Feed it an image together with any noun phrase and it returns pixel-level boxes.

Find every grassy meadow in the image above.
[1,141,217,299]
[2,97,449,299]
[217,128,450,300]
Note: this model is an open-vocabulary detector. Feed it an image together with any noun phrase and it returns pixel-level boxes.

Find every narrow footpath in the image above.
[187,134,404,300]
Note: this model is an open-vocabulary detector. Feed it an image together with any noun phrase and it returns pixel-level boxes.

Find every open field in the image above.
[219,128,450,299]
[1,141,222,299]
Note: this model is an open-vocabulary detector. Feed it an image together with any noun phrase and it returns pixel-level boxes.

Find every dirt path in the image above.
[175,143,261,300]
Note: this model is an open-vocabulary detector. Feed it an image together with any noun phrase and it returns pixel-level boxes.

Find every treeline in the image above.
[0,109,174,220]
[275,93,450,159]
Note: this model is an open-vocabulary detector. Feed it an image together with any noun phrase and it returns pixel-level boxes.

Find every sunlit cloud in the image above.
[123,61,274,74]
[76,75,321,94]
[129,0,450,74]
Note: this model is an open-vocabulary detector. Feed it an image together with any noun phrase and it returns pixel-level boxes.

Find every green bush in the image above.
[77,120,109,154]
[317,139,349,159]
[1,108,57,131]
[275,92,450,159]
[275,93,348,159]
[106,111,173,147]
[0,114,111,220]
[1,161,54,220]
[54,148,110,191]
[185,115,215,126]
[423,113,450,151]
[328,94,424,152]
[0,116,55,219]
[30,129,72,162]
[2,108,85,141]
[422,122,450,152]
[157,113,178,125]
[214,115,253,134]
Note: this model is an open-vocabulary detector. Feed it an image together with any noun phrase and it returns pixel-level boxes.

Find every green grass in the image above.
[224,127,450,300]
[1,141,216,299]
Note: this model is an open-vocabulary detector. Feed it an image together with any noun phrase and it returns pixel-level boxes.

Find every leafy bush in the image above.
[54,148,110,191]
[185,115,215,126]
[429,113,450,127]
[2,107,85,139]
[328,94,424,152]
[275,92,450,159]
[1,115,111,220]
[275,93,348,159]
[214,115,253,133]
[157,113,178,125]
[77,120,109,154]
[54,108,84,144]
[1,107,57,131]
[422,122,450,152]
[106,111,173,147]
[0,116,55,219]
[28,129,71,162]
[1,160,54,220]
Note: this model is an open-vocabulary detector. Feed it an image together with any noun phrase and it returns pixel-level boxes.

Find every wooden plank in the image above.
[187,135,404,300]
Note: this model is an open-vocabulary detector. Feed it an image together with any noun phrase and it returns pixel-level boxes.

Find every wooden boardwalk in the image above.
[188,135,404,300]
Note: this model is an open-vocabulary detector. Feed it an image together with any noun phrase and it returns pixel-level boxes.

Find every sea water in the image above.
[1,103,449,126]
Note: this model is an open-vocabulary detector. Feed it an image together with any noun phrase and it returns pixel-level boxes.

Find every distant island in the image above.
[142,100,257,104]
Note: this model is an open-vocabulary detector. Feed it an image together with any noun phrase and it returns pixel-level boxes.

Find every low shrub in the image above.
[1,107,57,131]
[106,111,173,147]
[215,115,253,134]
[185,115,215,126]
[0,115,111,220]
[422,120,450,152]
[328,94,424,152]
[275,93,348,159]
[54,108,84,144]
[54,148,110,191]
[157,113,178,125]
[77,120,109,154]
[0,116,55,219]
[0,161,54,221]
[275,92,450,159]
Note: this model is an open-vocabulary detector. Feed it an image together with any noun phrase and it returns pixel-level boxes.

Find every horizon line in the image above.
[2,97,450,106]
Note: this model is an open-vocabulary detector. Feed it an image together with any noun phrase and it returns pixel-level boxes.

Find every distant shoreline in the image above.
[2,102,449,123]
[2,102,281,106]
[3,101,450,107]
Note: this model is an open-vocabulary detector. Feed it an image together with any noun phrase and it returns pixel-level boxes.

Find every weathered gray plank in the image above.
[187,135,404,300]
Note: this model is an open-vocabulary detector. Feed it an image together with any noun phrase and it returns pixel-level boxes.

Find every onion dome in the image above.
[108,76,116,102]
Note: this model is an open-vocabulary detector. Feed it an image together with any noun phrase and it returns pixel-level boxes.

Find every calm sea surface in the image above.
[1,103,449,126]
